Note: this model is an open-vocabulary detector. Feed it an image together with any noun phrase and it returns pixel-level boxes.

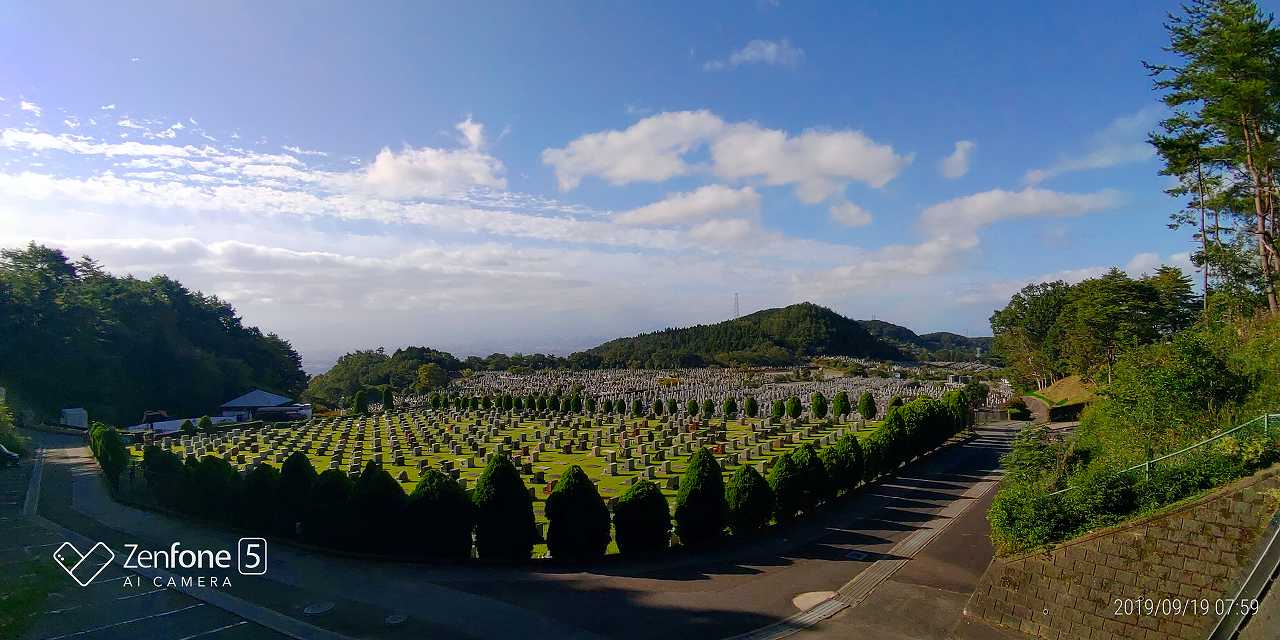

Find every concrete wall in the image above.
[964,464,1280,640]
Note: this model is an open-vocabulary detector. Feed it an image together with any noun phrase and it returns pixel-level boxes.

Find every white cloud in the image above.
[919,187,1121,231]
[283,145,328,157]
[688,217,758,244]
[19,100,42,117]
[1026,105,1162,183]
[829,200,873,227]
[455,116,486,150]
[63,116,81,129]
[704,39,804,71]
[543,110,911,203]
[541,110,725,190]
[711,122,912,200]
[360,140,506,200]
[940,140,974,179]
[614,185,759,226]
[100,104,116,111]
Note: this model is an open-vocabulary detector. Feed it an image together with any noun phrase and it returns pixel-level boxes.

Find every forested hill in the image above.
[0,243,308,426]
[856,319,993,361]
[584,302,907,368]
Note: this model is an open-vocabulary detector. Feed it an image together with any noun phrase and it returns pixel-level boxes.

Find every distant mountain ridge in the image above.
[584,302,907,368]
[856,319,993,361]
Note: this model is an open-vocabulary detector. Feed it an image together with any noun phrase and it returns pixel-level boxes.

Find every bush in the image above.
[191,455,240,521]
[197,415,213,432]
[771,399,785,420]
[819,435,863,497]
[352,389,369,414]
[93,425,129,492]
[726,465,773,535]
[744,396,759,418]
[277,452,318,536]
[613,479,671,554]
[141,445,185,509]
[381,387,395,413]
[472,455,537,561]
[768,454,803,523]
[1005,397,1031,420]
[832,391,850,419]
[887,395,903,410]
[810,393,828,419]
[545,465,610,561]
[237,463,280,534]
[305,469,356,548]
[405,469,475,559]
[351,461,407,553]
[785,396,802,420]
[988,484,1076,554]
[790,443,826,513]
[858,391,876,420]
[674,447,727,548]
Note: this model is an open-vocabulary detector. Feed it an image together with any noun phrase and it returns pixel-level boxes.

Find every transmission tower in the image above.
[733,292,740,319]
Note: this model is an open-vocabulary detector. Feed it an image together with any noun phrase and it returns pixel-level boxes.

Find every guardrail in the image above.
[1048,412,1280,496]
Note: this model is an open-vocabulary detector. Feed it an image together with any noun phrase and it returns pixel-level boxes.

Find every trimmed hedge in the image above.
[726,464,774,535]
[769,454,803,523]
[819,434,863,498]
[351,461,408,553]
[790,443,826,514]
[406,469,475,559]
[545,465,611,561]
[305,469,356,548]
[613,479,671,554]
[277,452,318,536]
[674,447,728,548]
[237,463,279,534]
[472,454,537,561]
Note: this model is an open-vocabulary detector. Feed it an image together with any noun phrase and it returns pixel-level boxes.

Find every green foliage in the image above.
[832,391,850,418]
[744,396,759,418]
[237,463,280,534]
[789,443,827,513]
[381,387,395,413]
[277,452,318,536]
[197,415,213,432]
[726,465,774,536]
[414,363,448,394]
[770,399,785,420]
[91,423,129,491]
[583,302,905,368]
[612,479,671,555]
[887,395,903,410]
[631,398,644,417]
[686,399,699,416]
[351,389,369,414]
[723,396,738,419]
[0,400,28,457]
[810,392,828,419]
[768,454,803,523]
[179,419,195,435]
[306,346,462,408]
[305,469,355,548]
[141,445,184,509]
[191,455,240,520]
[0,244,307,425]
[857,391,876,420]
[666,398,678,415]
[405,469,475,559]
[351,461,407,553]
[545,465,611,561]
[674,447,727,548]
[785,395,802,420]
[472,455,537,561]
[701,398,715,419]
[819,435,863,497]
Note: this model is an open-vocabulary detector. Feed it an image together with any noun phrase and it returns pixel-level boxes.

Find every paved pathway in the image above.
[24,421,1021,640]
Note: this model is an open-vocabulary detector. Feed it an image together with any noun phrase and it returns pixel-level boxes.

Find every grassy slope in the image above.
[1040,375,1097,406]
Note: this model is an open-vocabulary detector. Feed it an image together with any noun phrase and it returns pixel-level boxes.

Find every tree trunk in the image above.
[1239,114,1279,313]
[1196,162,1210,309]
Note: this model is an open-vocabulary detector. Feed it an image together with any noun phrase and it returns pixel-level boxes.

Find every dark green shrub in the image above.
[545,465,610,561]
[405,469,475,559]
[613,479,670,554]
[785,396,802,420]
[197,415,213,432]
[472,455,537,561]
[768,454,803,523]
[277,452,318,537]
[305,469,355,548]
[744,396,759,418]
[887,395,903,410]
[666,398,678,415]
[237,463,280,534]
[381,386,395,413]
[92,424,129,491]
[832,391,850,418]
[142,445,184,509]
[674,447,727,548]
[819,435,863,497]
[810,393,828,419]
[352,389,369,414]
[351,461,407,553]
[861,430,890,482]
[790,443,826,513]
[191,455,240,521]
[726,465,773,535]
[987,484,1076,554]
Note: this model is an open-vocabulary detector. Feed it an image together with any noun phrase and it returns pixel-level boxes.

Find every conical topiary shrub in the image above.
[726,464,774,536]
[545,465,610,561]
[613,479,671,554]
[405,469,475,559]
[472,454,537,561]
[674,447,727,548]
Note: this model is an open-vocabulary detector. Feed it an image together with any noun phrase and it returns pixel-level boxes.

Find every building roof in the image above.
[221,389,294,409]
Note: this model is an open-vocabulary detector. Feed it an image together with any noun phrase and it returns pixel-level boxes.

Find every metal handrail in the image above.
[1047,413,1279,496]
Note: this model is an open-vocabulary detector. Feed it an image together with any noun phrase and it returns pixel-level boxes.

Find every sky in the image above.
[0,1,1243,372]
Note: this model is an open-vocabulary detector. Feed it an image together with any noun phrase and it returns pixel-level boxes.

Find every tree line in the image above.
[0,244,308,426]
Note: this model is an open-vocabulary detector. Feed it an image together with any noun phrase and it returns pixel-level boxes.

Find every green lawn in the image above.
[0,556,63,638]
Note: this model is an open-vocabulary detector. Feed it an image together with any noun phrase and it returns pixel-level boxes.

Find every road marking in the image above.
[41,603,204,640]
[175,620,251,640]
[115,587,166,600]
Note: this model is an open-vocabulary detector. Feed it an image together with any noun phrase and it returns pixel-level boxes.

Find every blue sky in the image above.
[0,1,1244,370]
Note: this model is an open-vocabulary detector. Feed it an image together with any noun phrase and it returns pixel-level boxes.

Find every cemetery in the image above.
[108,369,990,560]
